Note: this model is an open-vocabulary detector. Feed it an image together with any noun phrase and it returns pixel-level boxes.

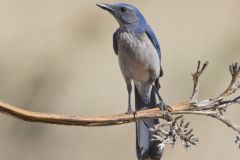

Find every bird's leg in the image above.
[152,84,172,111]
[127,82,133,114]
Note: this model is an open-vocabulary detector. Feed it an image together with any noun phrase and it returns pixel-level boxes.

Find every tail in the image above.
[135,86,163,160]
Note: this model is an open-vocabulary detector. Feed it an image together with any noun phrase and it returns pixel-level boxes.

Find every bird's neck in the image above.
[119,24,145,34]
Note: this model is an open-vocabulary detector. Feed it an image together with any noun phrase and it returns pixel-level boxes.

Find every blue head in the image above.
[97,3,148,31]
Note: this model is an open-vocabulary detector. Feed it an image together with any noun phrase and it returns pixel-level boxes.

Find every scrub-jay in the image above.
[97,3,164,160]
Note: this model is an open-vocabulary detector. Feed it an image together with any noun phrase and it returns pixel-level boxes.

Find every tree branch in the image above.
[150,61,240,149]
[0,101,191,126]
[0,61,240,149]
[0,61,239,135]
[190,60,209,104]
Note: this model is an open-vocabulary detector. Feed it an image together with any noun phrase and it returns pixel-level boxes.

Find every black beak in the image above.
[96,3,114,13]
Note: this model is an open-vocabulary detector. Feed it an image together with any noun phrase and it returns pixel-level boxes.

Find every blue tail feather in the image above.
[135,86,163,160]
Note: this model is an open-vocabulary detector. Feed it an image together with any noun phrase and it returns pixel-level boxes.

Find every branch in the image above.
[175,110,240,134]
[190,60,209,104]
[214,63,240,101]
[0,101,191,126]
[150,61,240,149]
[0,61,240,149]
[0,61,239,129]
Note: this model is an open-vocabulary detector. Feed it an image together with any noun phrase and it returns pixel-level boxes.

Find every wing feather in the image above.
[145,27,163,77]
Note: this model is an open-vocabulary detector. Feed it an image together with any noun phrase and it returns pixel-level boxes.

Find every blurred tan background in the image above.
[0,0,239,159]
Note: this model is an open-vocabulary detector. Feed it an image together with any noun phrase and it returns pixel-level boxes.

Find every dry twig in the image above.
[151,61,240,148]
[190,60,209,104]
[150,115,198,149]
[0,61,239,147]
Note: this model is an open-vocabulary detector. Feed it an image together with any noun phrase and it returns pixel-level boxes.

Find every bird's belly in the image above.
[119,53,150,82]
[118,34,160,83]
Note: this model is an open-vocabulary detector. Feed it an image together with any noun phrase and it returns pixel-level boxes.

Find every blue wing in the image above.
[113,30,119,55]
[145,27,160,55]
[145,27,163,77]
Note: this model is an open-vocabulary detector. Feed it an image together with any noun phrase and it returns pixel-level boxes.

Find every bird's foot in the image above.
[157,101,172,112]
[126,106,135,115]
[157,101,173,121]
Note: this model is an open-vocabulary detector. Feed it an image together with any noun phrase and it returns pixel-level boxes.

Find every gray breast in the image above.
[117,31,160,83]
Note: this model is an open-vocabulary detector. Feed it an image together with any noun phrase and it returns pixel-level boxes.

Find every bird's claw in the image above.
[126,106,135,115]
[157,101,173,121]
[162,110,173,121]
[157,101,172,112]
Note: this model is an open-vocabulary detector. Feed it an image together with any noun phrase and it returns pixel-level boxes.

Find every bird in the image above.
[97,3,164,160]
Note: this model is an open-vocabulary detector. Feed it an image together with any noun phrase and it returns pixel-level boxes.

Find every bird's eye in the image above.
[120,7,127,12]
